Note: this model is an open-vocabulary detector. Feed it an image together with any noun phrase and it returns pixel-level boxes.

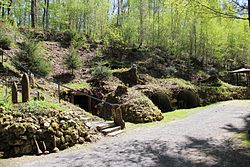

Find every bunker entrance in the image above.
[71,94,99,115]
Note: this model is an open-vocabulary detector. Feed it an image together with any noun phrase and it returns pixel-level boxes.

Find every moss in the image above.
[64,81,90,90]
[122,94,163,123]
[112,68,130,73]
[13,100,66,116]
[163,78,197,91]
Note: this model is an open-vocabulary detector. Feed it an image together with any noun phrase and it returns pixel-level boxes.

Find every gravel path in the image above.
[1,100,250,167]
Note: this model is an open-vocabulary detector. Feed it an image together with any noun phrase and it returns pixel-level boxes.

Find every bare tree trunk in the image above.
[248,0,250,26]
[31,0,37,28]
[42,0,46,30]
[117,0,120,26]
[2,3,4,18]
[7,0,12,16]
[45,0,49,30]
[139,0,144,47]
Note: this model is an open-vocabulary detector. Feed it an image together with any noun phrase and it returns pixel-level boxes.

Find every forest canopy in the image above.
[0,0,250,67]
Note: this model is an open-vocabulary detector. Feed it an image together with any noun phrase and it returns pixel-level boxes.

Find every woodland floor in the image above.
[1,100,250,167]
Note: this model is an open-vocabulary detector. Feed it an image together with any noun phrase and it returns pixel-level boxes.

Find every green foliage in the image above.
[91,65,112,81]
[0,87,12,113]
[0,36,12,50]
[13,40,52,77]
[104,27,125,48]
[64,47,81,74]
[17,100,65,116]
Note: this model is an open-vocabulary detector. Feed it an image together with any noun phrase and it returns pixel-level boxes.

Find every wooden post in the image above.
[0,49,3,65]
[21,73,30,102]
[58,83,61,103]
[12,82,18,104]
[112,105,125,129]
[88,97,92,112]
[236,73,239,86]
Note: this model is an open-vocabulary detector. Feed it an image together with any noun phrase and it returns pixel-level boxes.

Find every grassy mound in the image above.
[199,81,247,105]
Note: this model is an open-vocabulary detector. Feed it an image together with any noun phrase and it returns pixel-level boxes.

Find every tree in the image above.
[13,40,52,77]
[31,0,37,28]
[64,48,81,75]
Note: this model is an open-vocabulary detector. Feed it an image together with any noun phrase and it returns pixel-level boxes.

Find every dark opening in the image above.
[177,90,200,109]
[73,95,91,112]
[73,95,100,115]
[149,92,173,113]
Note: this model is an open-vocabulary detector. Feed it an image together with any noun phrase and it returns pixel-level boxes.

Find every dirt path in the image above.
[1,100,250,167]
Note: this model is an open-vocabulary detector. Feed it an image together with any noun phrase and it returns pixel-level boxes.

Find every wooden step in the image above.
[96,121,116,131]
[107,130,124,137]
[101,126,121,135]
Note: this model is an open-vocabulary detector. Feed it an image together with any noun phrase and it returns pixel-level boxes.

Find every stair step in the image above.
[96,121,116,131]
[107,130,124,137]
[101,126,121,135]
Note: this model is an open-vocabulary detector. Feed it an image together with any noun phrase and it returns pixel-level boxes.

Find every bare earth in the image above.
[1,100,250,167]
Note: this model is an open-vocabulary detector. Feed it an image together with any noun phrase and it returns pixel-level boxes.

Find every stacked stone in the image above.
[0,111,100,157]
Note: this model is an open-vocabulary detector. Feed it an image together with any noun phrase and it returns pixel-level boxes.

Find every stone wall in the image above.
[0,110,100,157]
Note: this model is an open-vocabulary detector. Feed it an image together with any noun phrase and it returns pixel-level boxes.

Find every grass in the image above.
[126,103,219,130]
[3,61,19,74]
[0,85,12,112]
[64,81,90,90]
[112,68,130,73]
[235,132,250,147]
[162,78,197,90]
[10,100,66,116]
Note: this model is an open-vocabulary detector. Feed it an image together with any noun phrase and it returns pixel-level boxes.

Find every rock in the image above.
[60,136,65,144]
[27,124,37,134]
[85,135,92,142]
[21,141,33,154]
[51,122,59,129]
[9,124,26,135]
[14,146,22,155]
[113,65,139,87]
[56,130,63,137]
[44,122,50,128]
[78,137,85,144]
[114,85,128,96]
[9,139,25,146]
[68,120,76,127]
[65,135,71,143]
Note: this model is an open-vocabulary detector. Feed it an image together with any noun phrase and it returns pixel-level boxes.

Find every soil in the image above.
[1,100,250,167]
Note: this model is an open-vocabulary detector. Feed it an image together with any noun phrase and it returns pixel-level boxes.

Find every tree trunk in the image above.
[248,0,250,26]
[139,0,144,46]
[42,0,46,30]
[117,0,120,26]
[1,3,4,18]
[7,0,12,16]
[45,0,49,30]
[31,0,37,28]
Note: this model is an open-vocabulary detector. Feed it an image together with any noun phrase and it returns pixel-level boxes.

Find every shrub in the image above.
[64,47,81,75]
[13,40,52,77]
[91,65,112,81]
[0,36,12,50]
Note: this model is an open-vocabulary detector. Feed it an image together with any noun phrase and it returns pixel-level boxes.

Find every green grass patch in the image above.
[64,81,90,90]
[235,132,250,147]
[11,100,66,116]
[126,109,191,130]
[0,85,12,112]
[163,78,196,90]
[126,103,219,130]
[3,61,19,74]
[112,68,130,73]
